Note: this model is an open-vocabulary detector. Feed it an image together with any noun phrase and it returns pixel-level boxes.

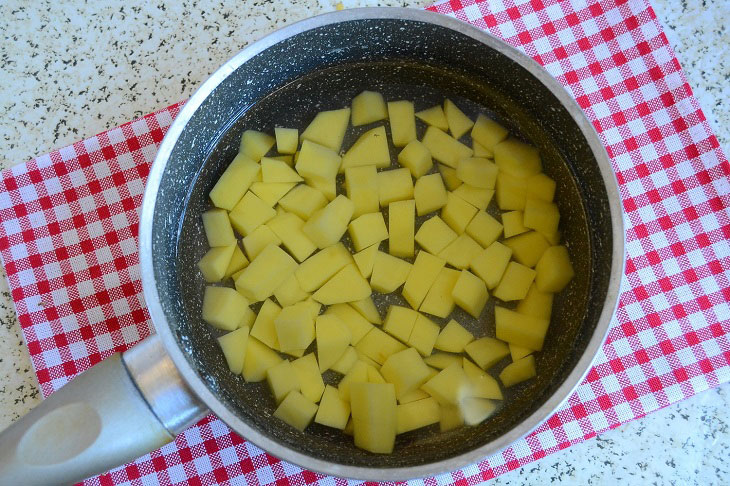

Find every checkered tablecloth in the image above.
[0,0,728,484]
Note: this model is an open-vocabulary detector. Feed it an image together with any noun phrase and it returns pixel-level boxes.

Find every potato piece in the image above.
[351,90,388,126]
[353,244,378,279]
[239,130,275,161]
[499,355,537,387]
[302,297,321,319]
[420,268,461,318]
[198,244,236,283]
[295,242,353,292]
[526,173,556,201]
[456,157,497,189]
[301,108,350,152]
[408,313,440,357]
[338,361,369,401]
[350,297,382,325]
[369,362,387,383]
[224,244,249,278]
[415,105,449,131]
[345,165,379,218]
[494,138,541,178]
[441,192,478,233]
[202,208,236,247]
[397,140,433,178]
[424,352,462,370]
[397,398,440,434]
[312,264,371,305]
[209,154,260,210]
[235,244,297,302]
[356,353,382,370]
[331,346,359,374]
[370,251,412,293]
[402,251,446,309]
[460,397,498,425]
[325,304,373,345]
[275,302,315,354]
[381,347,431,398]
[342,126,390,170]
[502,210,527,238]
[398,388,430,404]
[266,360,301,404]
[438,234,483,270]
[242,337,283,382]
[295,140,341,184]
[316,314,352,372]
[315,385,351,429]
[503,231,550,267]
[495,171,528,211]
[250,182,296,207]
[439,404,464,432]
[351,382,397,453]
[516,284,554,319]
[278,184,328,221]
[388,199,415,258]
[524,198,560,237]
[462,358,502,400]
[250,298,282,350]
[434,319,474,353]
[348,212,388,252]
[443,99,473,140]
[464,337,509,370]
[470,241,513,289]
[535,245,574,292]
[415,216,458,254]
[355,328,407,365]
[414,173,448,216]
[438,163,462,191]
[471,114,508,150]
[378,168,414,207]
[305,176,336,201]
[229,191,277,236]
[421,126,473,168]
[273,390,318,431]
[274,273,310,307]
[388,100,417,147]
[261,157,303,183]
[292,353,325,403]
[217,326,249,374]
[421,363,470,406]
[242,225,281,260]
[495,306,549,351]
[382,305,419,343]
[493,262,536,301]
[465,212,502,248]
[267,212,316,262]
[274,127,298,154]
[302,195,354,249]
[472,139,493,158]
[452,184,494,211]
[451,269,489,318]
[509,343,533,362]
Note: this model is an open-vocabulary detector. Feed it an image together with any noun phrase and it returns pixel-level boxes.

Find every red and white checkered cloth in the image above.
[0,0,728,484]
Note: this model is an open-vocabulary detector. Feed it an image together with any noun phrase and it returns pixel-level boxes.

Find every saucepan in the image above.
[0,8,624,484]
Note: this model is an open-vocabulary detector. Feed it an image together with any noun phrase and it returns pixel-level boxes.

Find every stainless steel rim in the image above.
[139,7,625,480]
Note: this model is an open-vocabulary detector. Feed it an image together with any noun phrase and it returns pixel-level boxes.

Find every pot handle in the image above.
[0,335,207,486]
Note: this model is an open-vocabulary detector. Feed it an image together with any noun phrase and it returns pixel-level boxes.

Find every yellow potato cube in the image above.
[502,210,527,238]
[295,242,353,292]
[274,273,310,307]
[267,212,316,262]
[470,241,513,289]
[209,154,260,210]
[441,192,478,233]
[261,157,303,183]
[387,100,416,147]
[378,168,414,207]
[303,195,354,249]
[443,99,473,140]
[350,297,382,325]
[266,360,301,404]
[414,173,448,216]
[388,199,415,258]
[348,212,388,252]
[382,305,419,343]
[250,182,296,206]
[397,140,433,178]
[471,114,508,150]
[434,319,474,353]
[198,245,235,283]
[235,244,297,302]
[312,264,371,305]
[415,216,458,254]
[439,233,483,270]
[503,231,550,267]
[402,251,445,309]
[509,343,533,362]
[316,314,351,372]
[526,173,556,201]
[460,397,498,426]
[408,313,440,356]
[295,140,341,184]
[274,127,298,154]
[421,126,473,168]
[465,211,503,247]
[516,284,554,319]
[456,157,498,189]
[420,268,461,318]
[301,108,350,152]
[495,171,528,211]
[462,358,502,400]
[351,382,397,453]
[278,184,327,221]
[524,198,560,237]
[438,163,462,191]
[499,355,537,388]
[495,306,549,351]
[464,337,509,370]
[351,90,388,126]
[353,244,378,279]
[242,225,281,260]
[345,165,379,218]
[493,261,536,301]
[415,105,449,131]
[421,363,471,406]
[315,385,351,429]
[342,126,390,170]
[273,390,318,431]
[439,404,464,432]
[292,353,325,403]
[304,176,336,201]
[239,130,275,161]
[397,397,440,434]
[325,304,373,345]
[331,346,359,374]
[355,328,407,365]
[423,352,462,370]
[338,360,369,401]
[381,347,431,398]
[451,269,489,318]
[494,138,542,178]
[250,298,282,350]
[229,191,277,236]
[472,139,493,158]
[242,337,283,382]
[275,302,315,354]
[202,208,236,247]
[217,326,249,374]
[452,184,494,210]
[224,244,249,279]
[370,251,412,293]
[535,245,575,292]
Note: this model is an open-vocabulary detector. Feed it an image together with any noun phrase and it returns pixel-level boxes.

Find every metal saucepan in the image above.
[0,8,624,484]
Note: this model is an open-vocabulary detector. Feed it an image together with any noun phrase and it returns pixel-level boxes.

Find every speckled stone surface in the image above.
[0,0,727,483]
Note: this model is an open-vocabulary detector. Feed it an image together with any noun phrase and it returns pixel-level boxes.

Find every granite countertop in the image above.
[0,0,727,484]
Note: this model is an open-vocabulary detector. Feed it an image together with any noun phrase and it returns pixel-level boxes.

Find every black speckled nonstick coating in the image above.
[150,19,613,469]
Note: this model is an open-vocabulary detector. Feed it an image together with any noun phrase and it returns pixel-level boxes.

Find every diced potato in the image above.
[250,182,296,206]
[443,99,474,140]
[414,173,448,216]
[509,343,533,362]
[261,157,303,183]
[503,231,550,267]
[470,241,513,289]
[421,363,470,406]
[316,314,351,372]
[439,404,464,432]
[292,353,325,403]
[499,355,537,387]
[402,251,446,309]
[273,390,318,431]
[526,173,556,201]
[383,305,418,343]
[304,176,336,201]
[312,264,371,305]
[278,184,328,220]
[421,126,473,168]
[275,127,298,154]
[451,269,489,318]
[275,302,315,354]
[331,346,359,374]
[381,347,431,398]
[250,298,282,350]
[493,261,536,301]
[387,100,417,147]
[338,361,369,401]
[494,138,542,178]
[266,360,301,404]
[471,114,508,150]
[224,244,249,278]
[502,210,527,238]
[495,306,549,351]
[399,388,430,404]
[460,397,498,426]
[242,225,281,260]
[351,382,397,454]
[464,337,509,370]
[315,385,351,429]
[351,90,388,126]
[415,105,449,131]
[356,353,382,370]
[304,297,323,319]
[348,212,388,252]
[397,140,433,178]
[438,233,483,270]
[495,172,528,211]
[452,184,494,210]
[516,284,554,319]
[342,126,390,170]
[438,163,463,191]
[456,157,498,189]
[274,273,310,308]
[535,245,574,292]
[353,244,378,279]
[303,195,354,249]
[370,251,412,293]
[420,268,461,318]
[295,140,341,184]
[229,191,277,236]
[198,245,236,283]
[295,242,353,292]
[267,212,316,262]
[242,337,283,382]
[367,364,386,384]
[523,198,560,238]
[415,216,458,254]
[355,328,407,365]
[424,352,462,370]
[441,192,478,233]
[378,168,414,207]
[350,297,382,325]
[345,165,379,218]
[235,244,297,302]
[462,358,502,400]
[465,212,503,248]
[408,313,440,356]
[388,199,415,258]
[301,108,350,152]
[434,319,474,353]
[325,304,374,345]
[217,326,249,374]
[397,397,440,434]
[209,154,259,210]
[239,130,275,161]
[472,139,493,158]
[202,208,236,247]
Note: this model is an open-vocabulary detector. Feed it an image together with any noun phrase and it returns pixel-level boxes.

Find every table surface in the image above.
[0,0,727,484]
